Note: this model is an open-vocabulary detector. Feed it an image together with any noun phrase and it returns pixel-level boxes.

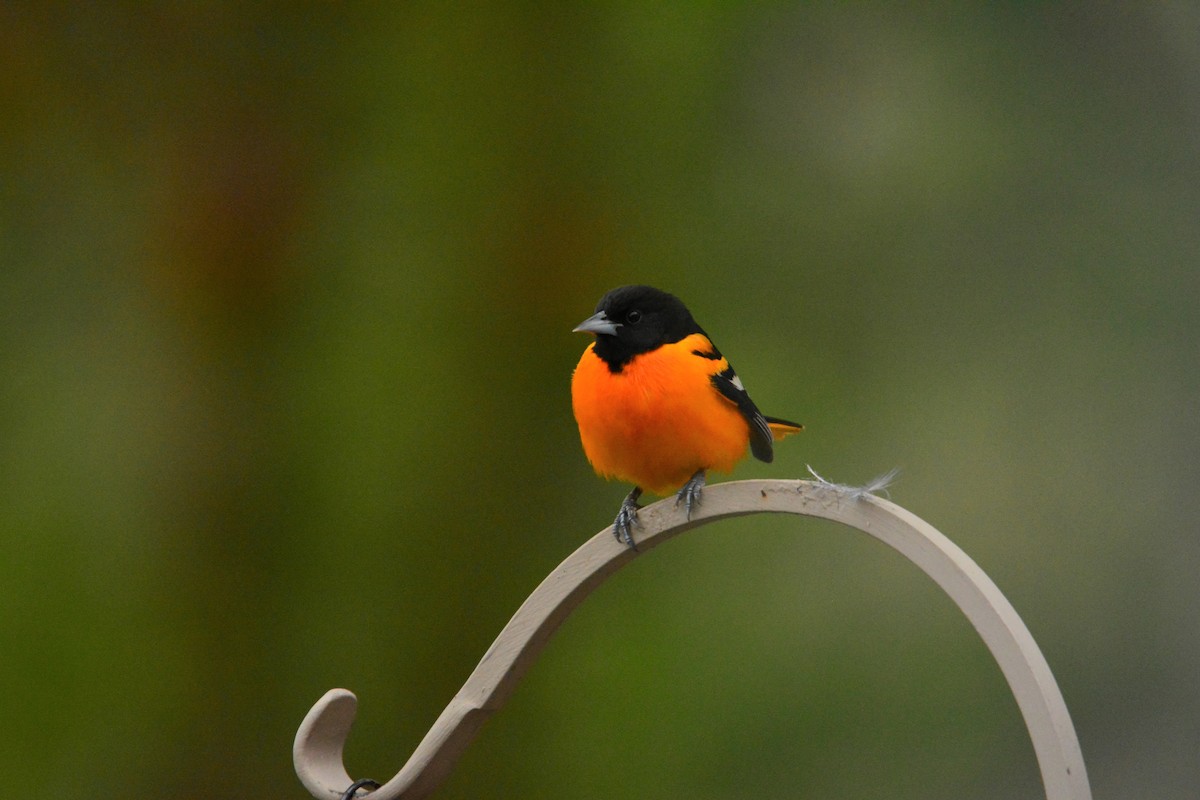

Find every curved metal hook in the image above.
[293,478,1092,800]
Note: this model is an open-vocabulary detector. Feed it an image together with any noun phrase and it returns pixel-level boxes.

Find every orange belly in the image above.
[571,335,751,495]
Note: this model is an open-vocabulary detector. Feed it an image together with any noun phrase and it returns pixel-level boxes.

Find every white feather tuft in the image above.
[806,465,899,501]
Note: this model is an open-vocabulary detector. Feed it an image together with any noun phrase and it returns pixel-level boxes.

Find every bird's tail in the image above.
[765,416,804,440]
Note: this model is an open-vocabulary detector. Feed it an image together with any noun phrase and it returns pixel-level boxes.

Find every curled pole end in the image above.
[294,688,359,798]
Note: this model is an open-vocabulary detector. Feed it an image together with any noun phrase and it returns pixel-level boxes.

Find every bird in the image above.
[571,284,803,548]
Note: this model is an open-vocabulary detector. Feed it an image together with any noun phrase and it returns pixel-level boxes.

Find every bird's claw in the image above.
[674,470,707,519]
[614,506,640,549]
[613,488,643,550]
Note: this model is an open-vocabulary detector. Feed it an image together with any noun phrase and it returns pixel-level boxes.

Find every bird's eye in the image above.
[625,310,642,324]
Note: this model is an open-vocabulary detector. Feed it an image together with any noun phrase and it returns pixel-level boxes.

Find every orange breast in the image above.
[571,334,751,495]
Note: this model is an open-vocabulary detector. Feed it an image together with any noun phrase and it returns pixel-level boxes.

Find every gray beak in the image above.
[573,311,619,336]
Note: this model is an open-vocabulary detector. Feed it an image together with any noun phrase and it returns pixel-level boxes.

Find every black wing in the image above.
[710,365,775,463]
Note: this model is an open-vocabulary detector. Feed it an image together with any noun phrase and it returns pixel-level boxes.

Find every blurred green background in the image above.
[3,4,1197,799]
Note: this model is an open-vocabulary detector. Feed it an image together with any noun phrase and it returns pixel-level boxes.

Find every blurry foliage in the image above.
[1,4,1197,799]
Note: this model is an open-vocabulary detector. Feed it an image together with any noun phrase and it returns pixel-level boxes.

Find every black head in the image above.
[573,285,704,371]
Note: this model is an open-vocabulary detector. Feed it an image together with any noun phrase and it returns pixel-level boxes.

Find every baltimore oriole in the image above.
[572,285,803,548]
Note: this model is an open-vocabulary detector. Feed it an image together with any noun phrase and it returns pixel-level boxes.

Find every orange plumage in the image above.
[573,332,752,495]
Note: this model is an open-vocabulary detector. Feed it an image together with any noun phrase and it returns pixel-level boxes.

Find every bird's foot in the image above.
[674,470,706,519]
[613,487,643,550]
